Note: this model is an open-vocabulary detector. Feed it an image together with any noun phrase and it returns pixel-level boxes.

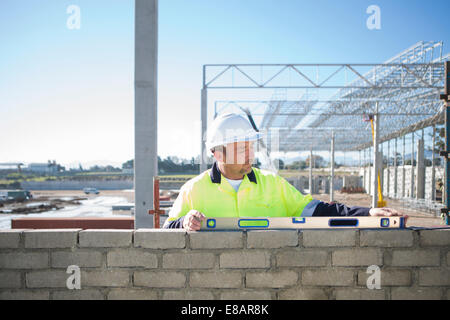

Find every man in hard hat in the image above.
[163,113,405,230]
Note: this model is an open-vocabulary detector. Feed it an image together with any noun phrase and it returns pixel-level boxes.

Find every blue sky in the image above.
[0,0,449,168]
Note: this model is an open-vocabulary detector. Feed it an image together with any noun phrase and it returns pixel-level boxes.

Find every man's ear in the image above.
[212,147,225,162]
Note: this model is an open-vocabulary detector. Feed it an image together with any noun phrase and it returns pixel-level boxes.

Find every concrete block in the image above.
[107,249,157,268]
[163,253,215,269]
[247,230,298,249]
[391,287,443,300]
[419,268,450,286]
[0,252,48,269]
[0,271,21,288]
[219,290,272,300]
[391,250,440,267]
[134,271,186,288]
[82,270,130,287]
[189,271,242,288]
[302,230,357,247]
[360,230,414,247]
[24,229,80,248]
[219,251,270,269]
[332,249,383,266]
[134,229,186,249]
[420,230,450,246]
[108,289,157,300]
[357,269,411,286]
[0,290,49,300]
[189,231,243,249]
[79,230,132,248]
[335,289,385,300]
[302,269,354,286]
[278,287,328,300]
[26,270,68,288]
[0,229,24,248]
[163,290,215,300]
[246,270,298,288]
[276,249,328,267]
[51,251,102,268]
[52,289,105,300]
[447,251,450,267]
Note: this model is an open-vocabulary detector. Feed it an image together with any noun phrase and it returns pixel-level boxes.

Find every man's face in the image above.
[214,141,255,176]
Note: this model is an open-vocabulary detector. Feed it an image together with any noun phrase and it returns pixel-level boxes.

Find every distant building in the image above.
[122,167,134,175]
[27,161,64,174]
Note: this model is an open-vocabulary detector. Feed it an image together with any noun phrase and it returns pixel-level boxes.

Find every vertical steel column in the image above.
[309,147,313,194]
[394,138,398,198]
[402,135,406,198]
[416,136,425,199]
[363,149,367,192]
[432,125,436,201]
[200,68,208,173]
[368,147,372,195]
[134,0,158,228]
[330,131,335,202]
[411,132,415,198]
[443,61,450,224]
[387,140,390,197]
[372,105,380,208]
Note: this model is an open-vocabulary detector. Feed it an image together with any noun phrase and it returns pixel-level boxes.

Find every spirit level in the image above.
[200,216,405,230]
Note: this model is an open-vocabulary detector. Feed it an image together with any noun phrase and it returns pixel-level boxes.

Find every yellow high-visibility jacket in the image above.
[164,162,321,226]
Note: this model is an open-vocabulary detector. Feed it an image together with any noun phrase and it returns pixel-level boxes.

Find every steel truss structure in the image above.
[201,42,449,209]
[201,42,448,155]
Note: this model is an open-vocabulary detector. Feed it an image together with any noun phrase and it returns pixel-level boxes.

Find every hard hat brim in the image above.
[206,131,263,151]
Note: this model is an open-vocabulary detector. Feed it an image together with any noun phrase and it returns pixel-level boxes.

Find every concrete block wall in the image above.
[0,228,449,300]
[361,166,444,200]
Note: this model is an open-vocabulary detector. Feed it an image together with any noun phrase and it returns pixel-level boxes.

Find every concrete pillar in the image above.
[416,137,425,199]
[134,0,158,228]
[330,132,335,202]
[372,109,380,208]
[411,132,415,198]
[200,85,208,173]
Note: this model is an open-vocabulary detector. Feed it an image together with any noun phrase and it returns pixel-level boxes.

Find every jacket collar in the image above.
[210,161,257,184]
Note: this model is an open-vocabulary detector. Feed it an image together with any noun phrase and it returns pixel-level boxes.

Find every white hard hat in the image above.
[206,113,262,151]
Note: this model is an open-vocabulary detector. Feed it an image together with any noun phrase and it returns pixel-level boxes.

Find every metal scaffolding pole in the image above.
[442,61,450,224]
[363,149,366,191]
[134,0,158,228]
[402,135,406,198]
[309,147,313,194]
[416,135,425,199]
[432,125,436,201]
[394,138,398,198]
[387,140,390,197]
[200,80,208,173]
[330,131,335,202]
[372,103,380,208]
[411,132,415,198]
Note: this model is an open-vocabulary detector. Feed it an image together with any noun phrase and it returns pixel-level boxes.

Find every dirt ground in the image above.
[27,189,447,228]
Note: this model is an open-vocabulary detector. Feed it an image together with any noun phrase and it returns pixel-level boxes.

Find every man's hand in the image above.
[369,207,408,224]
[183,210,206,231]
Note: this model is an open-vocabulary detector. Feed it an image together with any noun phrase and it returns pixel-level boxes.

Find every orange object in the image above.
[148,176,165,228]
